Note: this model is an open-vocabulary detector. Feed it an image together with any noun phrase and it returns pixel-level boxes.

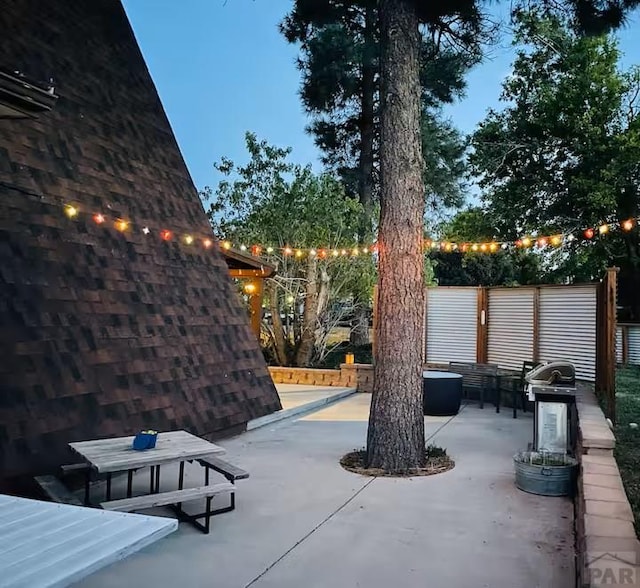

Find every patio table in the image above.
[69,430,225,506]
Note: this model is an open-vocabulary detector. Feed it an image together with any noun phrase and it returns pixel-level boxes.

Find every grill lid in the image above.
[525,361,576,386]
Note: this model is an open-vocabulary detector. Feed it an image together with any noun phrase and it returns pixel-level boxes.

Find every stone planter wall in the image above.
[575,388,640,587]
[268,364,374,393]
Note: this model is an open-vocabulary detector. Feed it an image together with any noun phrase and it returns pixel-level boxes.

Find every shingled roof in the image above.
[0,0,281,481]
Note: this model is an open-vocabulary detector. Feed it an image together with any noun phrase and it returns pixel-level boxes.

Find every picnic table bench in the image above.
[68,430,249,534]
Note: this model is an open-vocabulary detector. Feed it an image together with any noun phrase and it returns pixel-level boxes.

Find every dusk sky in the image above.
[122,0,640,202]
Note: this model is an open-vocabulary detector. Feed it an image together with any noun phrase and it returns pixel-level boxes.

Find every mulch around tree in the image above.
[340,446,455,477]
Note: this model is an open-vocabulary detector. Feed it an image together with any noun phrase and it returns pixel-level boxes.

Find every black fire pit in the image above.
[423,371,463,416]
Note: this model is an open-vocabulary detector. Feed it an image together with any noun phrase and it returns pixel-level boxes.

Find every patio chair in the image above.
[448,362,499,411]
[500,360,540,418]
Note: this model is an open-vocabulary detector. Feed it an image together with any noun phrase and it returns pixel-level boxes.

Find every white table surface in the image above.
[69,430,225,474]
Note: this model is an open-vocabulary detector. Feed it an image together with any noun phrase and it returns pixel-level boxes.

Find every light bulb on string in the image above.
[266,246,274,253]
[471,244,479,252]
[115,219,128,232]
[522,237,531,248]
[239,244,247,251]
[599,224,609,235]
[584,228,595,239]
[480,243,488,252]
[341,249,348,256]
[184,235,194,245]
[489,243,498,253]
[622,219,634,231]
[65,204,78,218]
[93,213,105,224]
[551,235,562,247]
[284,247,293,256]
[332,249,339,257]
[161,230,172,241]
[203,238,212,249]
[309,249,317,256]
[142,226,150,235]
[221,240,231,249]
[537,237,548,248]
[295,249,303,258]
[352,248,359,256]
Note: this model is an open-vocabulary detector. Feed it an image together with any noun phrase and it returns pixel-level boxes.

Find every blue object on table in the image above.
[132,430,158,450]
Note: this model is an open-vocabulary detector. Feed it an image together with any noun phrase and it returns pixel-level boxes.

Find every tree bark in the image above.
[366,0,426,471]
[267,280,289,366]
[295,256,320,366]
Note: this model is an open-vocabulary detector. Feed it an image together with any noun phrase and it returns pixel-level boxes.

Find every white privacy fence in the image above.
[424,284,598,381]
[616,323,640,365]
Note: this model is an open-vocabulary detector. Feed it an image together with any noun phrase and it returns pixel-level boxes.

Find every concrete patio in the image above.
[77,394,575,588]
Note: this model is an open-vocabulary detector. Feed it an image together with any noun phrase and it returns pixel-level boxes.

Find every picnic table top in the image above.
[69,430,225,474]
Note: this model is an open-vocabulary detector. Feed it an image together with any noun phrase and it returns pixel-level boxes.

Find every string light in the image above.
[65,205,78,218]
[58,201,638,257]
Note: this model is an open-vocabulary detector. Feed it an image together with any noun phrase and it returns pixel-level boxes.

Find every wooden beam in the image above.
[249,280,263,339]
[229,269,272,278]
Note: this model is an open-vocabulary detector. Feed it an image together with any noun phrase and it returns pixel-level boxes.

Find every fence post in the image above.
[476,287,488,363]
[605,268,618,422]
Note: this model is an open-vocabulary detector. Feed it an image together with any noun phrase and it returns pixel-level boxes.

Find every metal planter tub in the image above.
[514,451,578,497]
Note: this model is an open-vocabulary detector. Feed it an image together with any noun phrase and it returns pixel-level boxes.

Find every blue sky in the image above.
[122,0,640,196]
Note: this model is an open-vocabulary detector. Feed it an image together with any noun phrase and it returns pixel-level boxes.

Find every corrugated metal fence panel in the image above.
[487,288,535,370]
[426,288,477,364]
[629,325,640,365]
[538,286,597,381]
[616,327,623,363]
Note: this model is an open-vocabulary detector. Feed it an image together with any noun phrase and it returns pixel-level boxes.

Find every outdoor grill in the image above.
[525,361,577,454]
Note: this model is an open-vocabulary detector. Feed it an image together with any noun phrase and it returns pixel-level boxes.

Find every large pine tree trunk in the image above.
[366,0,426,471]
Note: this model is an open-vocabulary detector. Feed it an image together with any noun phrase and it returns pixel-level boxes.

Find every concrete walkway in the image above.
[77,395,575,588]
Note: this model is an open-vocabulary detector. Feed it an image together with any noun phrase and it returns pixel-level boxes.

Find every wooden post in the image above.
[249,280,263,339]
[605,267,618,423]
[532,287,540,363]
[476,287,488,363]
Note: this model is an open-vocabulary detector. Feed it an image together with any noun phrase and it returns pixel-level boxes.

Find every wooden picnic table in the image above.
[69,430,225,506]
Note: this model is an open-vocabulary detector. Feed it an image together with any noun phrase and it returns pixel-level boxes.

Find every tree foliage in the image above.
[281,0,484,236]
[202,132,376,366]
[470,11,640,303]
